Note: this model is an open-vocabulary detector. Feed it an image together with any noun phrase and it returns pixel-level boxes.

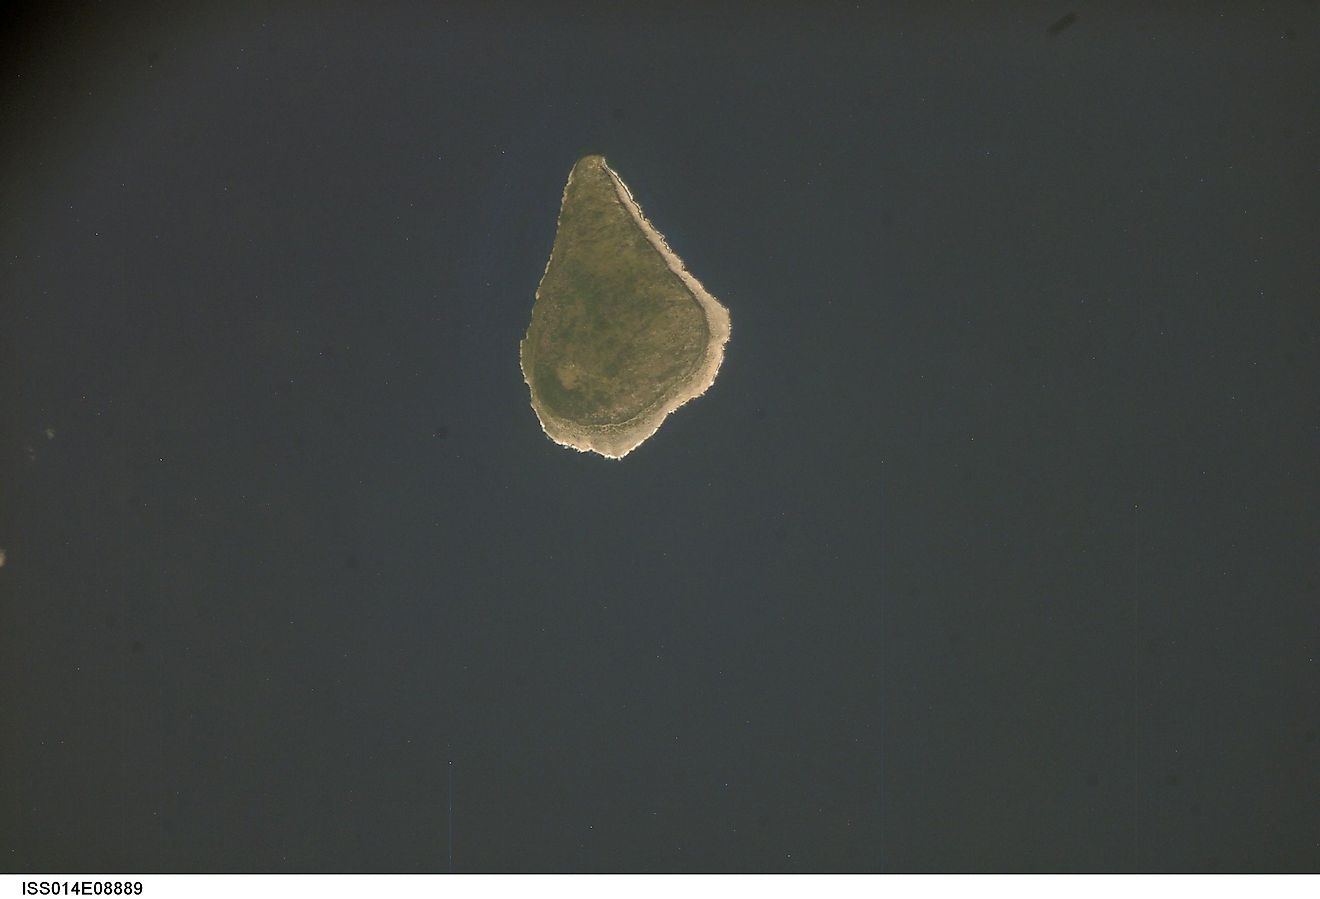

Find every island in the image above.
[519,155,732,459]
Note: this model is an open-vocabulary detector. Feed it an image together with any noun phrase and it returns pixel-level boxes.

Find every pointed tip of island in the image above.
[519,155,731,459]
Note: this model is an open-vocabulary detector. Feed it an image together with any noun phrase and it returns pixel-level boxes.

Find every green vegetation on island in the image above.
[519,155,731,459]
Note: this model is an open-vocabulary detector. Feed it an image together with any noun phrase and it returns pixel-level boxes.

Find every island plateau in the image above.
[519,155,731,459]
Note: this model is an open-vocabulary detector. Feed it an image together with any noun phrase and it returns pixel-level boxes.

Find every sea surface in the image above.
[3,2,1318,871]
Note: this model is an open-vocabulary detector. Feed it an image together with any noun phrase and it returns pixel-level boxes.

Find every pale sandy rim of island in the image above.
[522,158,732,459]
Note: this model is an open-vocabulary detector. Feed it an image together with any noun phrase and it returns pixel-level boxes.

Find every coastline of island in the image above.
[519,157,732,459]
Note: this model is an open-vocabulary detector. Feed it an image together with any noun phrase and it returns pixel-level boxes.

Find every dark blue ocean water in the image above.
[3,2,1318,871]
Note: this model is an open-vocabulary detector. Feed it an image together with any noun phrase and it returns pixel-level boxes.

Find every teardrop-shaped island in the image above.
[519,156,731,459]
